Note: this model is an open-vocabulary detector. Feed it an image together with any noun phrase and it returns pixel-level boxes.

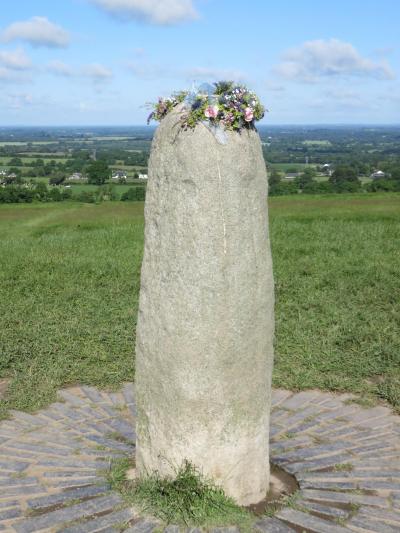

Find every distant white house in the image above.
[112,171,127,180]
[283,173,299,181]
[371,170,385,179]
[138,173,148,180]
[68,172,86,181]
[321,163,333,176]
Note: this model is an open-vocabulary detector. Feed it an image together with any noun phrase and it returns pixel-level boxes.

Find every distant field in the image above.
[269,163,314,171]
[302,140,332,146]
[0,141,59,146]
[0,194,399,418]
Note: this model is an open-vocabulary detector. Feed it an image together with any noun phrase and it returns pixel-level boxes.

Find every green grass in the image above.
[0,193,399,418]
[107,458,253,529]
[269,163,313,171]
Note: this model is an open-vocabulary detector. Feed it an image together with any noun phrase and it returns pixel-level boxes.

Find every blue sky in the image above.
[1,0,399,125]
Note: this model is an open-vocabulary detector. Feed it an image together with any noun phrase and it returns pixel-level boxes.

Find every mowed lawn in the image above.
[0,194,399,418]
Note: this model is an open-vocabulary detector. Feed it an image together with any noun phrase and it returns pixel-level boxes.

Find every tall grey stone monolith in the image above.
[135,105,274,506]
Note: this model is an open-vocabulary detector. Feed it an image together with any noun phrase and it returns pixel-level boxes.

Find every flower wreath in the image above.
[147,81,265,133]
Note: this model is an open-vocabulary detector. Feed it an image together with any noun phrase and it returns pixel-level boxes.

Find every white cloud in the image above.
[0,47,31,70]
[90,0,198,25]
[81,63,113,81]
[47,60,74,77]
[184,67,247,82]
[275,39,395,82]
[1,16,70,48]
[8,92,33,109]
[127,61,246,83]
[45,61,113,82]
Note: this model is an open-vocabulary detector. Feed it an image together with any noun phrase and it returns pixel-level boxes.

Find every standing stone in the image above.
[135,105,274,506]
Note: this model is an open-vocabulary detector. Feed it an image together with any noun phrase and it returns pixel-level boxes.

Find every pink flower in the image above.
[204,105,219,119]
[244,107,254,122]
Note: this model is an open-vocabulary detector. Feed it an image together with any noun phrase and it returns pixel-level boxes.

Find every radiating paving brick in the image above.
[27,484,109,511]
[0,507,22,521]
[284,452,353,474]
[60,507,135,532]
[254,516,296,532]
[356,506,400,526]
[1,384,399,531]
[14,494,122,532]
[296,498,349,519]
[124,519,159,532]
[301,489,389,507]
[347,516,399,532]
[276,507,352,533]
[1,485,47,499]
[271,390,293,407]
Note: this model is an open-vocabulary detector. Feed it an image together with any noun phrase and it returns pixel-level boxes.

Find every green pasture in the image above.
[269,163,315,171]
[0,194,399,418]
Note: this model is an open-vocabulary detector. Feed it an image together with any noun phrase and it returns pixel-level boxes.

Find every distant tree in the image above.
[87,160,111,185]
[34,182,49,201]
[390,167,400,180]
[121,186,146,201]
[268,169,282,187]
[49,188,62,202]
[8,157,23,166]
[329,166,358,184]
[295,167,316,189]
[49,172,66,185]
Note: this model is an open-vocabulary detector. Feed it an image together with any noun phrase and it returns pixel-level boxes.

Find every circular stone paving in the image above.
[0,385,399,532]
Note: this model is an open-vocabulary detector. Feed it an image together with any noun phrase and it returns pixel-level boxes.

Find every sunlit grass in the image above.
[0,193,399,418]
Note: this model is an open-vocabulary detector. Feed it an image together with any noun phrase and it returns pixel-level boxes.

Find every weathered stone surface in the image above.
[135,107,274,505]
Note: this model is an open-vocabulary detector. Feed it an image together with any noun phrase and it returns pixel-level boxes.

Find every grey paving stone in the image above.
[279,391,320,411]
[3,441,72,457]
[78,406,105,421]
[271,390,293,407]
[108,392,125,407]
[49,477,106,489]
[0,460,29,473]
[124,519,158,533]
[52,404,83,421]
[60,507,135,532]
[0,500,18,510]
[36,458,109,469]
[276,507,351,533]
[80,386,108,404]
[163,526,180,533]
[58,390,88,407]
[299,479,358,490]
[0,477,38,487]
[0,507,22,521]
[301,488,389,507]
[347,516,399,533]
[26,484,109,510]
[14,493,122,533]
[284,452,353,474]
[272,441,349,464]
[82,434,134,453]
[1,485,46,499]
[254,516,296,532]
[356,480,400,491]
[356,506,400,526]
[106,418,136,441]
[296,498,349,519]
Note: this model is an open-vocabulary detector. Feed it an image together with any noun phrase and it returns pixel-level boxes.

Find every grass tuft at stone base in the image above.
[108,458,253,529]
